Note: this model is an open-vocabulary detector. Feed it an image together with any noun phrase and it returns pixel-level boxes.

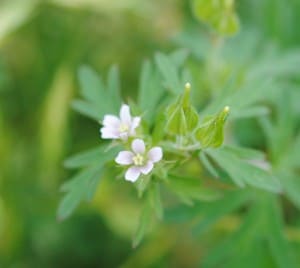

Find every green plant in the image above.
[58,1,300,267]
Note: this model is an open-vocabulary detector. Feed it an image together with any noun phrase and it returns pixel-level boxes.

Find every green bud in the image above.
[192,0,239,36]
[166,83,199,135]
[195,106,230,148]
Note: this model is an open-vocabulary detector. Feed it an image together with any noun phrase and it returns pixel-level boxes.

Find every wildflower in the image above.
[115,139,163,182]
[100,104,141,140]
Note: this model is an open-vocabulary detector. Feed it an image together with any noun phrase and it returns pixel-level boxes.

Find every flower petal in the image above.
[120,104,132,125]
[115,151,134,165]
[100,127,119,139]
[103,115,120,127]
[132,139,145,154]
[148,147,163,163]
[131,116,141,130]
[140,161,154,175]
[125,166,141,182]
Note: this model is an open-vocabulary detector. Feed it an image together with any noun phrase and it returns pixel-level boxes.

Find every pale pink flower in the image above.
[100,104,140,141]
[115,139,163,182]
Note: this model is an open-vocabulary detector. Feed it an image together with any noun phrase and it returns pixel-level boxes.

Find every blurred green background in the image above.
[1,0,300,267]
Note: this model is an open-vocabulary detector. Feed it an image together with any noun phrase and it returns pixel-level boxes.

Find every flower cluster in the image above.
[100,104,163,182]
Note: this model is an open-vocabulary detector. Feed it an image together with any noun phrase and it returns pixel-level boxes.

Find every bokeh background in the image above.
[1,0,300,267]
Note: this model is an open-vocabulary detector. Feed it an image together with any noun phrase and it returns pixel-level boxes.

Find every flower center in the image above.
[119,123,129,133]
[132,153,145,166]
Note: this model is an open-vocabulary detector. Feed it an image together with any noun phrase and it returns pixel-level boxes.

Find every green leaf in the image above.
[199,151,219,178]
[201,204,261,268]
[169,49,189,68]
[58,164,103,220]
[155,52,182,94]
[71,100,102,121]
[222,145,265,161]
[138,60,164,121]
[59,145,120,220]
[74,66,120,121]
[148,183,163,220]
[207,147,282,192]
[202,77,273,120]
[279,171,300,210]
[78,65,105,102]
[167,174,221,205]
[249,49,300,79]
[264,197,297,268]
[195,106,229,148]
[64,145,120,169]
[132,201,152,248]
[193,191,250,235]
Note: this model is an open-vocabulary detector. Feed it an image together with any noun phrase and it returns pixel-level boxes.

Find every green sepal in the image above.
[165,83,199,135]
[195,106,229,148]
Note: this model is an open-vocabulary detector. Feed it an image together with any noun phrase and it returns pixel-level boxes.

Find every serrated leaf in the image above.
[64,146,104,169]
[207,147,282,192]
[64,145,120,169]
[155,52,182,94]
[71,100,102,121]
[138,60,163,121]
[59,145,120,220]
[78,66,105,102]
[58,164,103,220]
[76,66,120,121]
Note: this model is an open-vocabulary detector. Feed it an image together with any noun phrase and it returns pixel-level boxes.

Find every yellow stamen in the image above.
[119,123,129,133]
[132,154,144,166]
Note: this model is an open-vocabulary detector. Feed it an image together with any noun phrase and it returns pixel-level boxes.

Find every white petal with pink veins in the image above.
[115,151,134,165]
[125,166,141,182]
[148,147,163,163]
[120,104,132,125]
[103,115,120,127]
[131,117,141,130]
[132,139,145,154]
[140,161,154,175]
[100,127,119,139]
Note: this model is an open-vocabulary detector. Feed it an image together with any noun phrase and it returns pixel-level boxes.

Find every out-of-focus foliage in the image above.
[192,0,240,36]
[1,0,300,267]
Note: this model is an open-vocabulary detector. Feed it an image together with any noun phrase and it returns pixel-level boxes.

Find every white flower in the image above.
[115,139,163,182]
[100,104,141,141]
